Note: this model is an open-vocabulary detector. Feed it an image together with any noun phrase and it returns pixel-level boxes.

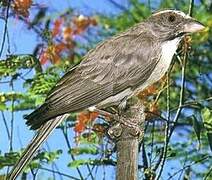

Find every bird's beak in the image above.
[183,18,205,33]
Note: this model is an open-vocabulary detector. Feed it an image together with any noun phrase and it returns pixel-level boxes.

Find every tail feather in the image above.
[25,103,56,130]
[7,114,69,180]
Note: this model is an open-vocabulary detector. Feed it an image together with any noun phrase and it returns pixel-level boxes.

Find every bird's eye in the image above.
[168,15,176,22]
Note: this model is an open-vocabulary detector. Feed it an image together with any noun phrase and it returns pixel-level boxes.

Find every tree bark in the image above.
[116,136,139,180]
[107,100,145,180]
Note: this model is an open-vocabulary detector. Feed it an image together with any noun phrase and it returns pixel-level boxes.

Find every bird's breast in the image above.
[134,37,181,95]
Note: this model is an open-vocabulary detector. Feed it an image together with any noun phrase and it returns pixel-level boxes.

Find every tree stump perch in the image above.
[107,100,145,180]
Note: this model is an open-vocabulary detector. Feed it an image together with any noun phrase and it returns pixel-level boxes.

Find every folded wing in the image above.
[26,28,160,129]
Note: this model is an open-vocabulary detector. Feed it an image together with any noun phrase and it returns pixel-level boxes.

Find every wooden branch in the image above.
[107,100,145,180]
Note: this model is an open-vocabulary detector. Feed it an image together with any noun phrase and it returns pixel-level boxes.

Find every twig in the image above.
[142,142,149,180]
[149,122,155,167]
[85,163,95,180]
[178,153,188,180]
[107,0,139,22]
[30,168,38,180]
[147,0,151,10]
[9,79,15,151]
[6,26,11,54]
[108,0,128,12]
[61,123,84,179]
[204,167,212,180]
[0,0,11,57]
[167,155,210,180]
[188,0,194,16]
[45,142,63,180]
[1,111,10,140]
[40,167,81,180]
[169,96,211,112]
[168,52,187,138]
[154,66,171,180]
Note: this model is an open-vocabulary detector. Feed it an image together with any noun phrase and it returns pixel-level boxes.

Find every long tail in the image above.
[7,114,70,180]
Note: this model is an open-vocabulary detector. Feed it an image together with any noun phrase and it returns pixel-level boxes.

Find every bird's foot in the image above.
[88,105,143,139]
[119,118,141,136]
[88,106,119,122]
[107,120,142,140]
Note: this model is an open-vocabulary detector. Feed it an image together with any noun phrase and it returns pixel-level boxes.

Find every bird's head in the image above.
[146,10,205,41]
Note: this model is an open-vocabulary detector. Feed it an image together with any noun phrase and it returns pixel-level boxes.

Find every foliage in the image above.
[0,0,211,179]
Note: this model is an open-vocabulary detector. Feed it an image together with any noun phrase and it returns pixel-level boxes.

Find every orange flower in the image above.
[73,15,97,35]
[74,111,99,133]
[13,0,32,17]
[63,27,73,41]
[90,112,99,121]
[149,103,160,115]
[74,122,86,133]
[55,43,67,53]
[52,19,63,37]
[139,85,157,99]
[40,51,48,65]
[46,45,60,64]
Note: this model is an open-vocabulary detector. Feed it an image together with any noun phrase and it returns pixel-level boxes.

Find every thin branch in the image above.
[204,167,212,180]
[6,25,11,54]
[169,96,211,112]
[142,142,149,180]
[154,67,171,179]
[149,122,155,167]
[147,0,151,10]
[45,142,63,180]
[167,155,210,180]
[9,79,15,151]
[169,52,187,137]
[108,0,128,12]
[61,123,84,179]
[0,0,11,57]
[40,167,81,180]
[107,0,139,22]
[178,153,189,180]
[85,163,95,180]
[1,111,10,139]
[188,0,194,16]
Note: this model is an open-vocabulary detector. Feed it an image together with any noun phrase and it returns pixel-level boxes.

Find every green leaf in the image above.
[0,103,6,110]
[69,146,98,155]
[68,159,91,168]
[0,152,20,169]
[0,174,7,180]
[23,160,41,173]
[207,133,212,152]
[36,149,63,163]
[201,108,212,130]
[191,115,203,146]
[0,55,36,77]
[34,95,46,106]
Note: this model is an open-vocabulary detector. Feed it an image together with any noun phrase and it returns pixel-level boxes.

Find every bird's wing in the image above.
[26,32,160,129]
[48,33,160,109]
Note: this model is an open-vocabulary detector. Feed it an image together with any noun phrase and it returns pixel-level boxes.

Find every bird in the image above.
[8,9,205,179]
